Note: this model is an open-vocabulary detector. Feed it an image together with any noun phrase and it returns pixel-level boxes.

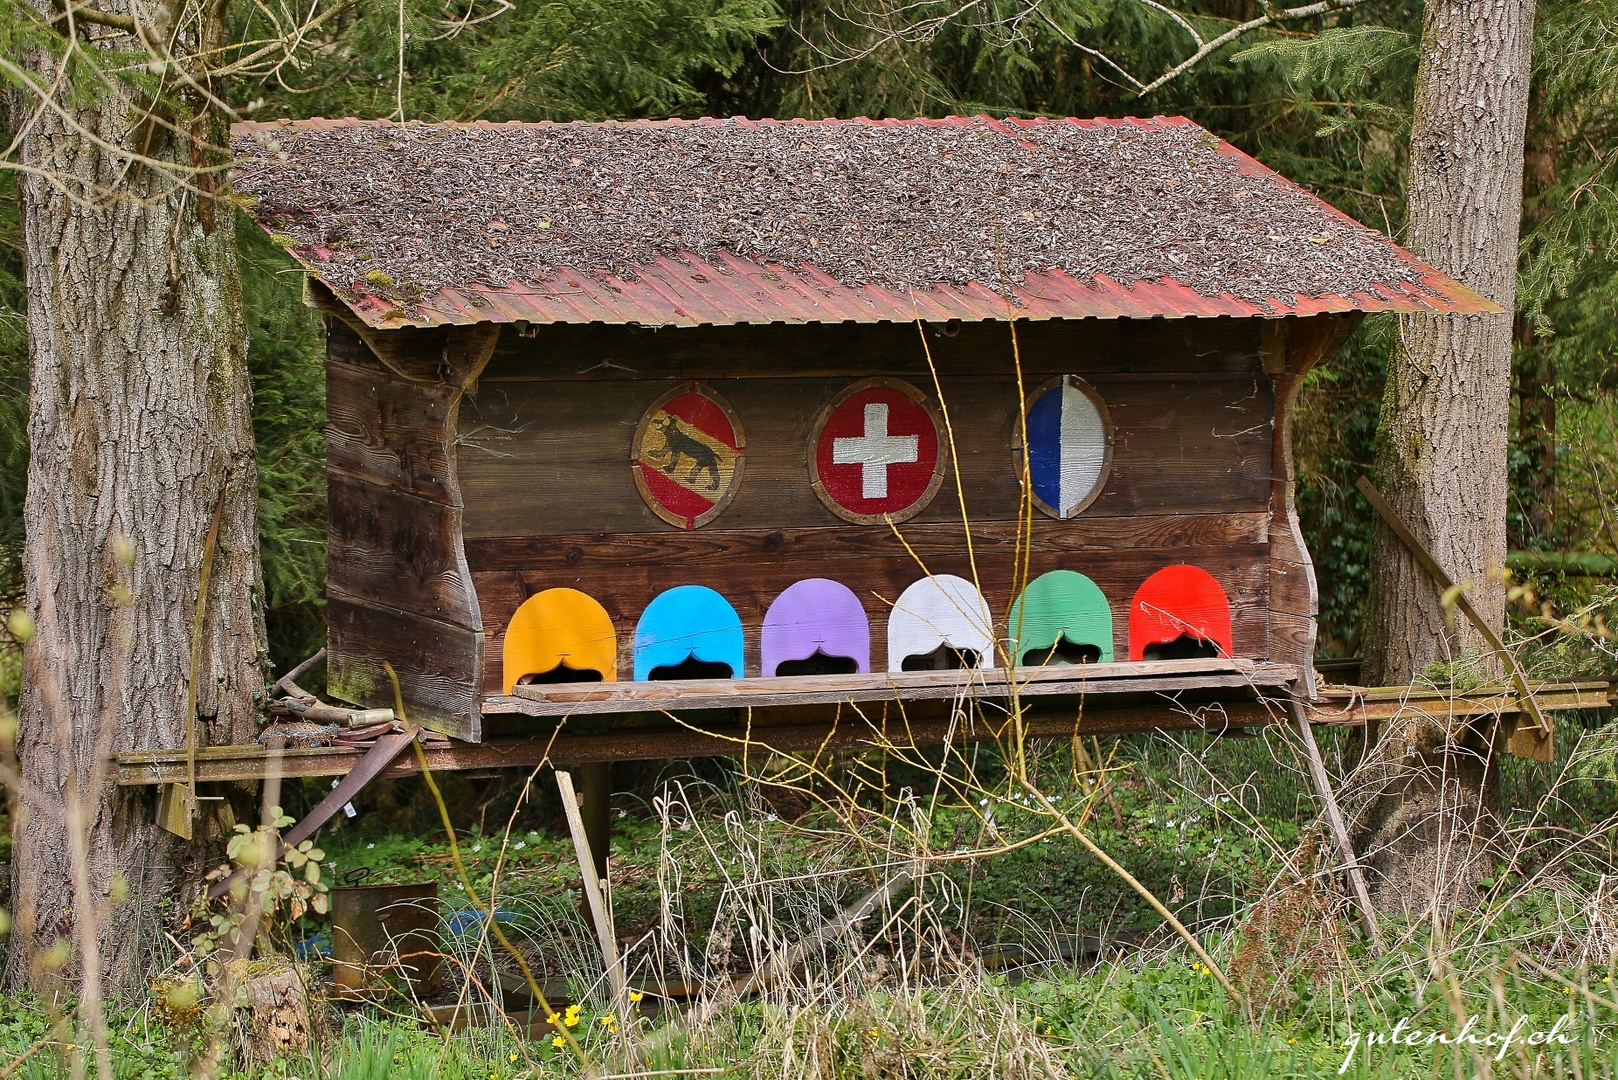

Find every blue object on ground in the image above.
[293,931,332,959]
[444,908,518,937]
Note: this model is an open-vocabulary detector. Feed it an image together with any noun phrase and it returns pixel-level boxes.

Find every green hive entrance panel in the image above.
[1009,571,1115,666]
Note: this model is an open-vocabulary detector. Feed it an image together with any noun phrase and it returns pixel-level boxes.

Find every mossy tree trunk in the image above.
[5,2,266,993]
[1357,0,1535,915]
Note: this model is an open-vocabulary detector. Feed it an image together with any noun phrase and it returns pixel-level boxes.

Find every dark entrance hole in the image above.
[1022,637,1102,667]
[517,663,603,684]
[900,645,980,672]
[775,651,860,677]
[649,655,735,681]
[1142,634,1221,661]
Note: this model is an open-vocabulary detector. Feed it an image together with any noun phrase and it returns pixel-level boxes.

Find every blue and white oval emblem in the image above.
[1022,375,1112,519]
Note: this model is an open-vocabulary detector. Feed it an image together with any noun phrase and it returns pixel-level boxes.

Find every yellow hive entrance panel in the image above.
[503,588,619,693]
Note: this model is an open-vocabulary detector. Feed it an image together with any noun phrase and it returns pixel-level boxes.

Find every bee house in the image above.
[233,114,1493,744]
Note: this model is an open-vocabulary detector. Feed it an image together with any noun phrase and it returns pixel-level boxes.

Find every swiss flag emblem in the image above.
[811,380,944,524]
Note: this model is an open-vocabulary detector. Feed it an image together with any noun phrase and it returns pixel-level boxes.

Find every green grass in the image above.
[9,705,1618,1078]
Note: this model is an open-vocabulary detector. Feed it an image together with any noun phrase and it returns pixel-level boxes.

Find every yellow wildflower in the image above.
[629,990,644,1003]
[551,1035,566,1049]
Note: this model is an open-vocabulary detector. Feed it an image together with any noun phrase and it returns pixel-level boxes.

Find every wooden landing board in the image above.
[112,680,1614,787]
[116,699,1283,786]
[494,659,1300,718]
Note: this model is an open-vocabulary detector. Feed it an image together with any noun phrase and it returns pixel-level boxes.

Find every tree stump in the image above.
[228,959,315,1066]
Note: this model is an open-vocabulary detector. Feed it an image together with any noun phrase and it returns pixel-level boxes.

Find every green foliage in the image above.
[240,218,329,676]
[229,0,782,122]
[193,807,329,959]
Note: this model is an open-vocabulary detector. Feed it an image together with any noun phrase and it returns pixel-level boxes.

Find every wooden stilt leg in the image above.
[578,760,612,883]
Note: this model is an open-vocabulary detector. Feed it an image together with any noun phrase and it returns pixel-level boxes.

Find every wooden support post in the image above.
[555,769,628,1018]
[577,760,612,884]
[1287,689,1384,951]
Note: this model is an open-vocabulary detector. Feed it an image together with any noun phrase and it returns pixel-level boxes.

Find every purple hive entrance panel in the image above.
[761,578,871,676]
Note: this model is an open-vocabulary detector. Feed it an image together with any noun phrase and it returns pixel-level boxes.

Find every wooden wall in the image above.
[453,317,1314,696]
[324,315,497,740]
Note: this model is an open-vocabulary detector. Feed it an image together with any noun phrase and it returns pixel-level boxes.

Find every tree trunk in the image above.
[6,7,265,993]
[1357,0,1535,915]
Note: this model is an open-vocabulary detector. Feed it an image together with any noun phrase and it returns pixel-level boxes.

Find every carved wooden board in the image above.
[886,575,996,671]
[632,585,745,680]
[1128,564,1234,661]
[1008,570,1116,666]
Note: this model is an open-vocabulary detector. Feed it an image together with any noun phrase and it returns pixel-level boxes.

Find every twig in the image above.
[271,647,326,699]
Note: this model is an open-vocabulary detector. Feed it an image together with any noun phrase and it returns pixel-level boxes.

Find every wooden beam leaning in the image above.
[1356,476,1554,759]
[1287,689,1383,950]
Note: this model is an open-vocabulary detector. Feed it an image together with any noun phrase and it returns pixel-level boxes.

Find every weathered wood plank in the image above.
[502,658,1299,716]
[463,514,1270,570]
[458,372,1275,536]
[1263,313,1359,675]
[327,592,484,741]
[324,317,499,738]
[114,681,1614,785]
[482,317,1268,383]
[327,359,461,502]
[328,473,481,628]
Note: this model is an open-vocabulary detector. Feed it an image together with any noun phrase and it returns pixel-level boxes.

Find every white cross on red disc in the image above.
[810,379,945,524]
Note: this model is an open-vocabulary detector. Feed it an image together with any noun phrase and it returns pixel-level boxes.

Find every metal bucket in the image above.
[330,882,443,997]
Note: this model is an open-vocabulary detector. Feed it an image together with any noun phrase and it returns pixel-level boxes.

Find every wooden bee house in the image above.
[233,114,1494,744]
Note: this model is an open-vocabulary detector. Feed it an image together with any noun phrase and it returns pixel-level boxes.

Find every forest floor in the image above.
[6,703,1618,1078]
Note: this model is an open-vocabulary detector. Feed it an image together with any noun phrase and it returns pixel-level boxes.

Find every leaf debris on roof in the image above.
[230,115,1424,316]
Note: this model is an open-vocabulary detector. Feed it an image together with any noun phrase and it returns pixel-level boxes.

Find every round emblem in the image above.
[809,378,946,525]
[631,382,745,530]
[1016,375,1112,519]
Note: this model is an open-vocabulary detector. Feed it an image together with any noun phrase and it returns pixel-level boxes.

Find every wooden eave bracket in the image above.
[307,278,498,386]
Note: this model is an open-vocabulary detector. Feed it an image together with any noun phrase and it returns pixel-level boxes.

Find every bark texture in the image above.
[1357,0,1534,916]
[1364,0,1534,685]
[6,8,266,992]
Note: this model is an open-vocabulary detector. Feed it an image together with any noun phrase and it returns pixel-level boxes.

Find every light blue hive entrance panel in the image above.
[633,585,745,681]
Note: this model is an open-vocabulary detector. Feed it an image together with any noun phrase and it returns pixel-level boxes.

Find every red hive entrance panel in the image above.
[1128,564,1234,661]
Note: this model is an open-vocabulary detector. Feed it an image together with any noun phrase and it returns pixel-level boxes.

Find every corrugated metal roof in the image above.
[234,114,1500,328]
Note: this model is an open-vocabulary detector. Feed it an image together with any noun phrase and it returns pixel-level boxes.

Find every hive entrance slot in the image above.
[517,663,604,685]
[1023,637,1102,667]
[775,650,860,677]
[648,655,735,681]
[900,645,981,672]
[1142,634,1221,661]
